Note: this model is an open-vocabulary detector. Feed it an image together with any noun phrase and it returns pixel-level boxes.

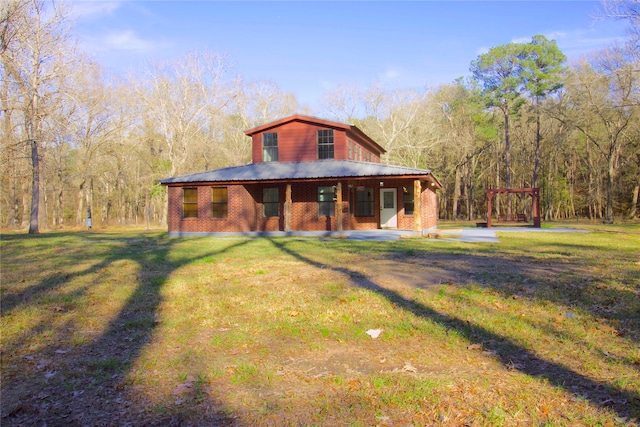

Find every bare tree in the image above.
[558,47,639,222]
[1,0,75,233]
[135,52,237,177]
[599,0,640,46]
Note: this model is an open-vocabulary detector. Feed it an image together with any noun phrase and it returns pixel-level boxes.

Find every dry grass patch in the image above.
[1,226,639,426]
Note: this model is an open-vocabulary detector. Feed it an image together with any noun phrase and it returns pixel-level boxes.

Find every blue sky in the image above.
[71,1,628,109]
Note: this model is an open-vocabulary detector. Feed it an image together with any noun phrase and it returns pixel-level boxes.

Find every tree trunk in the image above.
[604,146,616,223]
[76,181,85,225]
[452,167,461,220]
[532,98,541,188]
[28,139,40,233]
[630,185,639,219]
[504,109,512,214]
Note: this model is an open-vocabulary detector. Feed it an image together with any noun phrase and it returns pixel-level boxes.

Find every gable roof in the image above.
[244,114,386,155]
[159,160,441,188]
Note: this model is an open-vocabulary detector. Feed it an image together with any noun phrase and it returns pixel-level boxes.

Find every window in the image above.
[317,129,334,160]
[355,188,374,217]
[211,187,228,218]
[347,140,353,159]
[262,132,278,162]
[263,188,279,217]
[182,188,198,218]
[404,186,414,215]
[318,186,335,217]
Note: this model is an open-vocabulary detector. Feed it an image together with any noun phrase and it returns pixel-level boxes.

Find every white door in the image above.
[380,188,397,228]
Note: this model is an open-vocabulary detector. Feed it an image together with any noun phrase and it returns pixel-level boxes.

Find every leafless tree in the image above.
[1,0,76,233]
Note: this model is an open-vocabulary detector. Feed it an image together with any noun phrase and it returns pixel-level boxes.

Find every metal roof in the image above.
[159,160,437,185]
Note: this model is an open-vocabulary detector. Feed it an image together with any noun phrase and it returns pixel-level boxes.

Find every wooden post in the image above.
[336,182,343,232]
[486,190,494,228]
[414,179,422,234]
[285,184,292,232]
[531,187,541,228]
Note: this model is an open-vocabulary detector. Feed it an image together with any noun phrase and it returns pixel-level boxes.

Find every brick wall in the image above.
[166,179,438,233]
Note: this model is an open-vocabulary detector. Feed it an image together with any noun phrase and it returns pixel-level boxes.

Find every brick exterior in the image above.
[167,179,438,233]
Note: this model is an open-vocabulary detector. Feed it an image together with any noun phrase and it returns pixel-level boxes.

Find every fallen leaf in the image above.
[403,362,417,373]
[172,382,193,395]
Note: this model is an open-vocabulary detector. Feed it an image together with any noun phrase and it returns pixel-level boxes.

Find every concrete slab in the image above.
[435,226,589,243]
[442,229,500,243]
[168,227,588,242]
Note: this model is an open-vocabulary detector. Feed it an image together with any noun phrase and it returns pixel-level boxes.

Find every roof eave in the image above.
[244,114,350,136]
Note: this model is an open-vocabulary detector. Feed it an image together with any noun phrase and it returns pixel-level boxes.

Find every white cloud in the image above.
[551,29,626,56]
[377,66,403,84]
[70,1,122,20]
[509,29,626,58]
[104,29,157,52]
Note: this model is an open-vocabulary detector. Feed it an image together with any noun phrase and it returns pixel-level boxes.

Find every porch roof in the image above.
[159,160,441,188]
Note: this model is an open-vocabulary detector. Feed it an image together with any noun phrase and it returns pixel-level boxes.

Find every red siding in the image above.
[252,121,350,163]
[250,121,382,164]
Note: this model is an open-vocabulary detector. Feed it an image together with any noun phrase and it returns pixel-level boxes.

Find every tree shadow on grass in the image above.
[1,232,246,426]
[267,238,640,421]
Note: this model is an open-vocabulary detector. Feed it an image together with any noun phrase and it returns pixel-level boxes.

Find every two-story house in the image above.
[159,114,441,236]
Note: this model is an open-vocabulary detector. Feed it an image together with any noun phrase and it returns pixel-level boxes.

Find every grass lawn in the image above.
[1,223,639,426]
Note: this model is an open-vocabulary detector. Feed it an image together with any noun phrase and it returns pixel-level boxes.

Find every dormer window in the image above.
[317,129,334,160]
[263,132,278,162]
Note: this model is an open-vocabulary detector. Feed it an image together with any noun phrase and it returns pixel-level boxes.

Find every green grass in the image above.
[1,224,639,425]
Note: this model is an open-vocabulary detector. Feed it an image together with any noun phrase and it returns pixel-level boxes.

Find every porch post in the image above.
[285,184,292,232]
[336,182,343,232]
[414,179,422,234]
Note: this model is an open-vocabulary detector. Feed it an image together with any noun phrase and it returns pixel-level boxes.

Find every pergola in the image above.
[485,187,541,228]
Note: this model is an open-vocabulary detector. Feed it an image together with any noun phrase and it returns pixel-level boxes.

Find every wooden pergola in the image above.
[486,187,541,228]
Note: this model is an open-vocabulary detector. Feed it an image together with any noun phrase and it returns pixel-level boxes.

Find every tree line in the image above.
[1,0,639,232]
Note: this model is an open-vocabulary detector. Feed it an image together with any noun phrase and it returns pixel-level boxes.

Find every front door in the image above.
[380,188,397,228]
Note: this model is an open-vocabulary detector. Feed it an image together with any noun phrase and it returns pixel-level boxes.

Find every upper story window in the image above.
[263,132,278,162]
[182,188,198,218]
[317,129,334,160]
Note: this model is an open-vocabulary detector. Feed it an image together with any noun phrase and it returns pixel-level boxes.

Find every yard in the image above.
[1,224,639,426]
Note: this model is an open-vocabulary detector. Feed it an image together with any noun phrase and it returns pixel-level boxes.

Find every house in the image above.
[159,114,441,236]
